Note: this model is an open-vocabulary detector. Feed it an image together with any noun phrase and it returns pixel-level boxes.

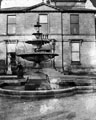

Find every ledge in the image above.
[0,86,95,99]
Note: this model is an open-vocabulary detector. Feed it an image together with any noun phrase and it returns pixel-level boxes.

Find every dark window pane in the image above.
[70,14,79,24]
[70,24,79,35]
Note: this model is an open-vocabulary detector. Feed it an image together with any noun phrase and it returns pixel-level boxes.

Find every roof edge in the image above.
[51,0,87,2]
[23,2,61,12]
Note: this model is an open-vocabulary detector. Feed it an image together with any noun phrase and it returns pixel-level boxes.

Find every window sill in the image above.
[71,61,81,65]
[7,34,16,36]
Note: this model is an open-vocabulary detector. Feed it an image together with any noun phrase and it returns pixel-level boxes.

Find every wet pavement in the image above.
[0,93,96,120]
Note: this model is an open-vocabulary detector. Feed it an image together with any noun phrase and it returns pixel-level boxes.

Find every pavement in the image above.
[0,92,96,120]
[0,70,96,120]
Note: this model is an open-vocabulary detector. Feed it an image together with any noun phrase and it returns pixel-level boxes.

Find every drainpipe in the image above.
[52,39,56,70]
[61,12,65,74]
[5,40,8,73]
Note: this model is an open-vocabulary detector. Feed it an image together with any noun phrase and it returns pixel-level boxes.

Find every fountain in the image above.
[0,21,70,99]
[16,21,58,91]
[0,21,94,99]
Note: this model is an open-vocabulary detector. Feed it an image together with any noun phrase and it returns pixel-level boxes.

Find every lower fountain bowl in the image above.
[0,86,76,99]
[0,78,76,99]
[0,75,95,99]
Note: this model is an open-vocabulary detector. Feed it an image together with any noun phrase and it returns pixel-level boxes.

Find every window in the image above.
[39,14,48,34]
[71,40,81,64]
[70,14,79,35]
[39,14,48,24]
[7,15,16,35]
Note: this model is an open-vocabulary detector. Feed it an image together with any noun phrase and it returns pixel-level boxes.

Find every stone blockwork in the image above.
[0,2,95,74]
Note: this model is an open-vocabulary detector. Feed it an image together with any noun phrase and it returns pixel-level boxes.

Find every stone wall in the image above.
[61,13,96,74]
[0,9,95,74]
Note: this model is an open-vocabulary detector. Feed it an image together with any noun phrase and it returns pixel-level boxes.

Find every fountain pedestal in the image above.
[25,71,51,90]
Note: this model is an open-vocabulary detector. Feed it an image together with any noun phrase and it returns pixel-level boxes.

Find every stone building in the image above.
[0,0,95,75]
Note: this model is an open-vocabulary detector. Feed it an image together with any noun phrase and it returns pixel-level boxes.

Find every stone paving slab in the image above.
[0,93,96,120]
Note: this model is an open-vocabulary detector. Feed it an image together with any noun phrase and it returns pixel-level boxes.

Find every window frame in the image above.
[39,14,48,24]
[70,14,79,35]
[70,40,82,65]
[39,14,48,34]
[7,15,16,35]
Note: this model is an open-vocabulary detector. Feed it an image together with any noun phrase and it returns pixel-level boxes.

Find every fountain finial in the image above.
[42,0,44,3]
[33,20,42,39]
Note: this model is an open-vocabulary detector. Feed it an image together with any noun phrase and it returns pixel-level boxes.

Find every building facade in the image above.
[0,0,95,75]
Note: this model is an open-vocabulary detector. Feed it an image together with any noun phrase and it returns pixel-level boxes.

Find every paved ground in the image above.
[0,93,96,120]
[0,69,96,120]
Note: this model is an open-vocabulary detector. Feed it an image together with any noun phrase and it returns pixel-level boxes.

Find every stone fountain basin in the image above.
[0,86,76,99]
[0,74,96,99]
[17,52,58,62]
[0,78,75,98]
[0,86,95,99]
[0,76,74,98]
[0,79,95,99]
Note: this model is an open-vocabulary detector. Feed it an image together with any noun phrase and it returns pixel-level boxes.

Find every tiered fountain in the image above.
[0,22,92,99]
[0,21,68,99]
[17,21,58,90]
